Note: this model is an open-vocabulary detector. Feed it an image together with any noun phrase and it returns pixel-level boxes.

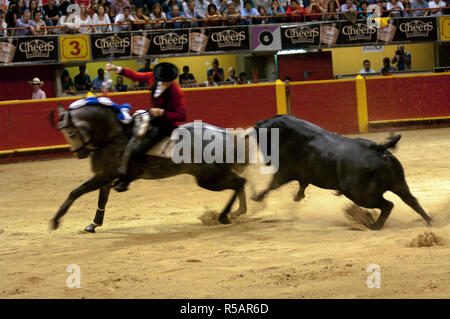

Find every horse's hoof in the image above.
[251,194,263,202]
[293,195,304,202]
[369,223,383,231]
[219,216,231,225]
[50,218,59,231]
[113,183,129,193]
[84,223,97,233]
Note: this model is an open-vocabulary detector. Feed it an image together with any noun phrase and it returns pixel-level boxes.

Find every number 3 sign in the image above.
[60,35,91,62]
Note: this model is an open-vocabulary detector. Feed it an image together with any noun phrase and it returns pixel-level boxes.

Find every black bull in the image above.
[252,115,433,230]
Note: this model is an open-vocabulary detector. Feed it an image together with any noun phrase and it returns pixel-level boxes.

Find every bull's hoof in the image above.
[84,223,98,233]
[50,218,59,231]
[218,215,231,225]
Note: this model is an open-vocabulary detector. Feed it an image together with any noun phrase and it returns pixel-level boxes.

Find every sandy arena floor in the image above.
[0,128,449,299]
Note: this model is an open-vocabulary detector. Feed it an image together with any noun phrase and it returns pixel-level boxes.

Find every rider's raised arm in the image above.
[120,67,155,85]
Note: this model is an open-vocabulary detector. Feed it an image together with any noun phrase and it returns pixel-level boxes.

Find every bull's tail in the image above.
[380,134,401,150]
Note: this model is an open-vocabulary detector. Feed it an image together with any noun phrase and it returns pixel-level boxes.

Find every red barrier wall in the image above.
[0,85,277,152]
[289,80,359,134]
[184,85,277,128]
[366,74,450,121]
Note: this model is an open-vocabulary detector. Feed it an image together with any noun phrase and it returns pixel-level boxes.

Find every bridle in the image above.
[58,109,97,153]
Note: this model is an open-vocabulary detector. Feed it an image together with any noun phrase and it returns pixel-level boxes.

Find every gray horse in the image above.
[49,103,248,232]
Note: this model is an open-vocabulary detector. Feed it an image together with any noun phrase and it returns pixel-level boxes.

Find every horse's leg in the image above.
[84,185,112,233]
[196,170,246,225]
[51,175,108,230]
[229,188,247,219]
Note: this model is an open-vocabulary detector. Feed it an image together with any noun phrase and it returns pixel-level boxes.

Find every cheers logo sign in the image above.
[284,26,320,44]
[18,39,55,59]
[153,32,188,51]
[94,35,130,55]
[210,29,246,48]
[342,23,377,41]
[399,20,434,38]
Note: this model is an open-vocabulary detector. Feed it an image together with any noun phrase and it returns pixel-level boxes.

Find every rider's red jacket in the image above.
[119,67,186,129]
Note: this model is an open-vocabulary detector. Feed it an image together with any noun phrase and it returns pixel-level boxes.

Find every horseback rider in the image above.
[105,62,187,192]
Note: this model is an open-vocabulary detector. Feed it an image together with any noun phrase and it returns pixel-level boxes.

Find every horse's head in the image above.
[53,104,93,159]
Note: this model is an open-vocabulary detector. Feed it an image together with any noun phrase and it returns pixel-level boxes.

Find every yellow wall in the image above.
[324,43,435,75]
[64,54,237,87]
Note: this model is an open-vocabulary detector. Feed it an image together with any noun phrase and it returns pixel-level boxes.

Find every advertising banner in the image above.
[189,26,250,53]
[439,16,450,41]
[280,23,321,49]
[251,25,281,51]
[0,36,58,64]
[59,34,90,62]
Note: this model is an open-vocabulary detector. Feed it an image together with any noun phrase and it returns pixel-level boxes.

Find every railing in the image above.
[2,8,449,35]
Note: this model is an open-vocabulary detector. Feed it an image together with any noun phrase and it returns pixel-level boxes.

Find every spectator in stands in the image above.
[137,59,152,87]
[163,0,183,13]
[74,65,92,92]
[16,9,37,35]
[0,12,7,37]
[278,0,291,11]
[213,0,230,14]
[43,0,59,27]
[341,0,357,12]
[359,59,376,74]
[402,1,413,16]
[391,44,411,71]
[268,0,285,23]
[98,0,111,16]
[253,5,269,24]
[306,0,325,21]
[240,0,259,24]
[56,7,82,34]
[61,69,75,94]
[428,0,446,15]
[223,2,241,25]
[230,0,245,12]
[237,72,248,84]
[92,4,112,32]
[28,0,40,20]
[92,68,106,91]
[325,0,340,20]
[207,58,225,82]
[79,4,93,33]
[179,65,197,85]
[33,9,47,34]
[109,0,131,19]
[386,0,404,17]
[225,66,237,83]
[285,0,306,22]
[29,77,46,99]
[205,2,222,25]
[59,0,74,18]
[77,0,93,9]
[357,0,368,19]
[380,57,396,75]
[377,0,390,17]
[114,75,128,92]
[113,6,135,32]
[149,2,167,29]
[6,0,26,33]
[196,0,212,18]
[132,6,150,30]
[167,4,186,28]
[183,0,205,27]
[204,74,218,87]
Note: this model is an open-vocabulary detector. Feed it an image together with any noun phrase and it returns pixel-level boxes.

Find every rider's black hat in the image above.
[153,62,178,82]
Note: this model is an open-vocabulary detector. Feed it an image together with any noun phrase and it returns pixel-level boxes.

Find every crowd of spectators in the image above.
[56,58,252,95]
[1,0,449,36]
